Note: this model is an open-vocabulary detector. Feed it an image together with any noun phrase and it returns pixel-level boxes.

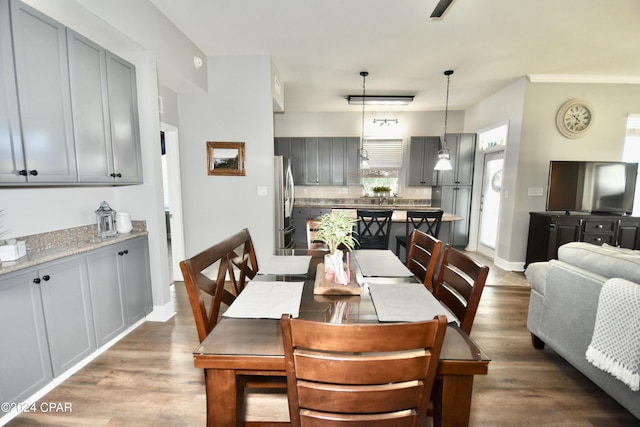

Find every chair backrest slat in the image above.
[406,229,442,290]
[179,228,259,342]
[356,209,393,250]
[281,314,447,427]
[432,245,489,334]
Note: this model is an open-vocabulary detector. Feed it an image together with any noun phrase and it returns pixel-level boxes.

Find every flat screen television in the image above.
[546,161,638,214]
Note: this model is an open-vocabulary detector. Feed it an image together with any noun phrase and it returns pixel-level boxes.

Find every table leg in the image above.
[204,369,243,427]
[432,375,474,427]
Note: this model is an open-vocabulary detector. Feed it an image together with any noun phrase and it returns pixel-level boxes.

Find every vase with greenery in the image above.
[315,211,358,285]
[372,185,392,196]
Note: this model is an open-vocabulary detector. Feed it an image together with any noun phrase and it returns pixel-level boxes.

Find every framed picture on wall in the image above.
[207,141,246,176]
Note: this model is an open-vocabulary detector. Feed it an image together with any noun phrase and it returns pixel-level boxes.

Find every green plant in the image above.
[315,211,358,254]
[372,185,391,193]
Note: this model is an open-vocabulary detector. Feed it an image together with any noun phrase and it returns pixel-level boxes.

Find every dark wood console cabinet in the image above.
[525,212,640,267]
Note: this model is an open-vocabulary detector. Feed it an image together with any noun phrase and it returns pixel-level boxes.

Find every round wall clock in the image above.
[556,99,594,138]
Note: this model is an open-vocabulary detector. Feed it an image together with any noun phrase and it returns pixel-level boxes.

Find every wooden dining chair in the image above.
[432,245,489,334]
[356,209,393,250]
[396,210,443,262]
[406,229,442,291]
[179,228,261,341]
[305,218,328,250]
[280,313,447,427]
[180,228,288,420]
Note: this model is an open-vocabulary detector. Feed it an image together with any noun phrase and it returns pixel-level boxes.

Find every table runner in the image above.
[257,255,312,275]
[352,250,413,277]
[222,281,304,319]
[368,282,456,323]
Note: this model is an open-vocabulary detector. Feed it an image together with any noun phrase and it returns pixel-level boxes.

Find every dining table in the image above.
[193,249,490,427]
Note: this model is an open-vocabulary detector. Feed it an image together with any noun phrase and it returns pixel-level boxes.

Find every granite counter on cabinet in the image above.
[0,223,148,275]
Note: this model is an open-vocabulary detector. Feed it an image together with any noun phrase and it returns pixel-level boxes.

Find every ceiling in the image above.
[149,0,640,113]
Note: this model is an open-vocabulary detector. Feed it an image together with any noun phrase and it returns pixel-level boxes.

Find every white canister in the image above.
[115,212,133,234]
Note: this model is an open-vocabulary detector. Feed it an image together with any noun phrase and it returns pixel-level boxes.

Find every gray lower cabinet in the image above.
[292,207,333,248]
[0,236,152,411]
[0,268,53,408]
[86,237,152,346]
[435,185,473,247]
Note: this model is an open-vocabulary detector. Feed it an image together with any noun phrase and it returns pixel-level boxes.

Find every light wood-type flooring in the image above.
[7,254,639,426]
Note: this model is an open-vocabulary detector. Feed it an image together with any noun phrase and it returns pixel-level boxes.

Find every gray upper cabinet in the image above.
[275,137,306,184]
[9,0,77,183]
[68,30,112,183]
[408,136,440,186]
[106,52,143,184]
[438,133,476,186]
[69,31,142,184]
[0,0,142,186]
[0,0,23,183]
[276,137,360,186]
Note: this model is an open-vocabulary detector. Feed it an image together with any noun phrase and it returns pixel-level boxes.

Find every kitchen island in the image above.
[292,198,464,252]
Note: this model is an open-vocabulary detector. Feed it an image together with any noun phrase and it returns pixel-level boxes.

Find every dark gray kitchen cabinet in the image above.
[86,236,152,346]
[345,137,361,185]
[434,185,473,248]
[0,268,53,408]
[408,136,440,186]
[69,30,142,184]
[291,207,333,248]
[0,0,23,184]
[276,137,360,186]
[275,137,306,184]
[438,133,476,186]
[7,0,77,183]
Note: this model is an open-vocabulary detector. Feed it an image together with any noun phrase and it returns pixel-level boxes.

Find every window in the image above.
[623,114,640,216]
[361,138,402,196]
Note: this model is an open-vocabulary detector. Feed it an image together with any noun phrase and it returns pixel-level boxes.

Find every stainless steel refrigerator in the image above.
[274,156,296,251]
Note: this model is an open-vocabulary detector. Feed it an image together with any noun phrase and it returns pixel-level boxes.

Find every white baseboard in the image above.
[146,301,176,322]
[0,319,146,426]
[494,256,525,272]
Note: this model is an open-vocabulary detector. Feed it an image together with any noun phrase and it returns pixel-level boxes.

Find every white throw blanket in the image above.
[585,278,640,391]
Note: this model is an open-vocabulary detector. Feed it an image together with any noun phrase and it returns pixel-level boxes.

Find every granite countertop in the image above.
[0,223,148,276]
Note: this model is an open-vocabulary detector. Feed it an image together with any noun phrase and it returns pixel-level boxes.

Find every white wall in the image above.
[465,78,640,268]
[177,55,276,261]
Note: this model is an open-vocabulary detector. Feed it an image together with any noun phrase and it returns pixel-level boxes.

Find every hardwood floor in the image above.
[7,262,640,426]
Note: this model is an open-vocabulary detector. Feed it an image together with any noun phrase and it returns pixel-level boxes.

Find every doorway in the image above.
[160,124,186,282]
[477,150,504,259]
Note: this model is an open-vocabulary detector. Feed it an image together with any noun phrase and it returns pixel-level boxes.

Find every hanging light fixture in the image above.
[359,71,370,170]
[434,70,454,171]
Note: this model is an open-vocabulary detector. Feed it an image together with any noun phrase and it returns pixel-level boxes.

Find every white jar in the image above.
[115,212,133,234]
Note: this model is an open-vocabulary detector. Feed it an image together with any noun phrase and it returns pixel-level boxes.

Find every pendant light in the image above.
[434,70,454,171]
[359,71,370,170]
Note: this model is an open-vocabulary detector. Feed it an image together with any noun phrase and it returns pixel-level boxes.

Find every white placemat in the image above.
[352,250,414,277]
[368,282,456,323]
[257,255,312,275]
[222,281,304,319]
